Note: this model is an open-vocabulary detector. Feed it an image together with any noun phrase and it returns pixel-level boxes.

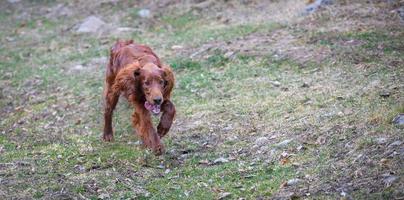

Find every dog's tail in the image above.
[111,39,134,54]
[108,40,134,74]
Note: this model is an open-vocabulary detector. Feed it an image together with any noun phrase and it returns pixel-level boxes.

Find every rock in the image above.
[275,139,292,148]
[296,145,305,151]
[46,4,72,18]
[198,160,210,165]
[7,0,21,3]
[98,193,110,199]
[74,165,86,172]
[303,0,334,14]
[301,82,310,88]
[128,141,142,145]
[171,45,184,50]
[73,64,84,71]
[270,81,281,87]
[286,178,302,186]
[255,137,269,146]
[213,157,229,164]
[116,27,135,32]
[388,140,402,148]
[138,9,151,18]
[218,192,231,199]
[375,137,387,145]
[77,16,106,33]
[381,173,398,187]
[397,6,404,22]
[379,90,390,98]
[224,51,236,59]
[392,114,404,125]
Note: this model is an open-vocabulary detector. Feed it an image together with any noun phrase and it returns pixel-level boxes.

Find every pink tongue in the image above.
[144,101,161,115]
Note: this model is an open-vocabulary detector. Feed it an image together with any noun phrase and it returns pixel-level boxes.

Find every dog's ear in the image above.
[161,64,175,98]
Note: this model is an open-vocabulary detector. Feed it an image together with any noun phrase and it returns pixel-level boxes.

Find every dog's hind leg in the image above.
[103,82,120,142]
[157,100,176,138]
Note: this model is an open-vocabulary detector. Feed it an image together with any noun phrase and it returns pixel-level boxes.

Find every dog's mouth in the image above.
[144,101,161,115]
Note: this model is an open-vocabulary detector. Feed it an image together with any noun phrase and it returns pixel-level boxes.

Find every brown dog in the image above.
[103,40,175,155]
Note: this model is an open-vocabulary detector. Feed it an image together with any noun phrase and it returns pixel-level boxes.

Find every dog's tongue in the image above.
[144,101,161,115]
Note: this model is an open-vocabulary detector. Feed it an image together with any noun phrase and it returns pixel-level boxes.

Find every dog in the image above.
[103,40,175,155]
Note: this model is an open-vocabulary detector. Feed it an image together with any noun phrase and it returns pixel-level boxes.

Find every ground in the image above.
[0,0,403,199]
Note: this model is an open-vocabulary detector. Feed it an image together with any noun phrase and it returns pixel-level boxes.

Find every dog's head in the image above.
[134,63,169,115]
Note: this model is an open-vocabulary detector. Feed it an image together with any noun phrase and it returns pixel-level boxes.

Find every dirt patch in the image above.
[176,29,332,65]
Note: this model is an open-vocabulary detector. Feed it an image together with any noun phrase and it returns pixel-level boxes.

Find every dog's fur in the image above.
[103,40,175,155]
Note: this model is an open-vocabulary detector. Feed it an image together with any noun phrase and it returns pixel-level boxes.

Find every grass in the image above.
[0,1,403,199]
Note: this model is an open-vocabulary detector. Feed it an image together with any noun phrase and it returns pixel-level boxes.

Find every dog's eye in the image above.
[159,80,164,85]
[144,81,150,86]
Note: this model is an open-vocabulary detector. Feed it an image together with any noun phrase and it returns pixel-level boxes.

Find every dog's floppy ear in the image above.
[161,64,175,99]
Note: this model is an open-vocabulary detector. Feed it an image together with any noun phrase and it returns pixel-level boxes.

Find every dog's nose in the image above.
[153,97,162,105]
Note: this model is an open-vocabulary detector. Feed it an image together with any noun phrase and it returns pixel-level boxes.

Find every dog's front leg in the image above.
[132,103,164,155]
[157,100,176,138]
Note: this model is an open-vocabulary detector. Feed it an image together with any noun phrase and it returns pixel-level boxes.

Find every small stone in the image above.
[270,81,281,87]
[379,90,390,98]
[340,191,347,197]
[98,193,110,199]
[255,137,269,146]
[301,82,309,88]
[316,136,326,145]
[73,64,84,71]
[303,0,334,14]
[392,114,404,125]
[138,9,151,18]
[128,141,142,145]
[77,16,106,33]
[375,137,387,145]
[116,27,135,32]
[381,173,397,187]
[286,178,302,186]
[388,141,402,148]
[6,37,15,42]
[218,192,231,199]
[198,160,210,165]
[171,45,183,50]
[296,145,305,151]
[224,51,236,59]
[397,6,404,22]
[46,4,72,18]
[213,157,229,164]
[275,139,292,148]
[74,165,86,172]
[7,0,21,3]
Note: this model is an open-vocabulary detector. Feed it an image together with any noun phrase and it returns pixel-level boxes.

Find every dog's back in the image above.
[107,40,161,78]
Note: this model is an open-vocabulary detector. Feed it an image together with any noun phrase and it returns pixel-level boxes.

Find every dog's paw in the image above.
[157,128,168,138]
[102,133,114,142]
[153,144,165,156]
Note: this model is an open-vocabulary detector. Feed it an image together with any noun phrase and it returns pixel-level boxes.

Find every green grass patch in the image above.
[146,163,293,199]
